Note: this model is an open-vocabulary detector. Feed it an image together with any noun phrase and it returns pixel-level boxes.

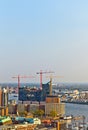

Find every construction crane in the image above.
[12,75,34,93]
[36,70,54,90]
[46,75,63,95]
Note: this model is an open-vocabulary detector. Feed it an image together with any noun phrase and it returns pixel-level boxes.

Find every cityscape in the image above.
[0,0,88,130]
[0,77,88,130]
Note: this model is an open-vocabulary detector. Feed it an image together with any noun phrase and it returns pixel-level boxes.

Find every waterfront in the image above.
[66,103,88,121]
[9,93,88,122]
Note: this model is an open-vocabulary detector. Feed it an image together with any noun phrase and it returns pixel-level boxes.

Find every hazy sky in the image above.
[0,0,88,83]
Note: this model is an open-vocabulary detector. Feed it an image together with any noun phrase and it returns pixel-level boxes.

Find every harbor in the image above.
[66,103,88,122]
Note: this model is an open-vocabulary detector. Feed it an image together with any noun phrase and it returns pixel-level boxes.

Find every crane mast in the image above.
[36,70,54,90]
[12,75,34,94]
[46,75,63,95]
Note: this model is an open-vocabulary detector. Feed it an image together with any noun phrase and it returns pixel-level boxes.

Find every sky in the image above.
[0,0,88,83]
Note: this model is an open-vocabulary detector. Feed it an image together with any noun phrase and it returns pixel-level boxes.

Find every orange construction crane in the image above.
[12,75,34,93]
[36,70,54,89]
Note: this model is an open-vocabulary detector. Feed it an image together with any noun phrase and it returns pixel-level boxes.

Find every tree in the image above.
[50,110,57,118]
[39,109,44,118]
[18,111,28,117]
[32,110,39,117]
[19,111,25,116]
[32,109,44,118]
[24,111,28,116]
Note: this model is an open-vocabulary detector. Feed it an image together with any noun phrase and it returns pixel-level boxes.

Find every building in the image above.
[2,88,8,106]
[19,82,50,102]
[30,104,40,113]
[45,95,65,116]
[41,83,50,101]
[0,87,9,116]
[0,88,2,106]
[0,106,8,116]
[8,104,17,114]
[17,103,29,114]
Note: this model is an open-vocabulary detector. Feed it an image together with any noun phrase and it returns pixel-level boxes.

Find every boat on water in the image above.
[64,115,72,120]
[60,115,72,120]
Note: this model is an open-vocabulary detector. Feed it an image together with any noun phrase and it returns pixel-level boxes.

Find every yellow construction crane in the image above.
[46,75,63,95]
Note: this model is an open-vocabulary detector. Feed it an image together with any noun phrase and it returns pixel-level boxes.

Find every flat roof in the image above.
[46,95,59,98]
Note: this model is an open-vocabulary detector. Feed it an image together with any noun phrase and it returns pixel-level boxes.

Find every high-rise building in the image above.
[0,88,2,106]
[2,88,8,106]
[0,88,8,116]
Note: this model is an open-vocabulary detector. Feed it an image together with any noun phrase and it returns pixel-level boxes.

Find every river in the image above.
[65,103,88,121]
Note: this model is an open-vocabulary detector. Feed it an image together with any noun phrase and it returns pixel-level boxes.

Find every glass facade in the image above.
[19,83,50,101]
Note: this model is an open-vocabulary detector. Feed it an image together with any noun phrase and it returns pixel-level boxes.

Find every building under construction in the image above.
[19,82,50,102]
